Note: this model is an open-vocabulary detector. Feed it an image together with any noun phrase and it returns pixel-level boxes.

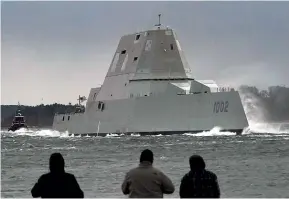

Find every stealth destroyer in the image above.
[53,16,248,136]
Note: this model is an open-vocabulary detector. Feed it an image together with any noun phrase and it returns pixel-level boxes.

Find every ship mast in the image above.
[77,95,81,106]
[155,14,161,29]
[76,95,87,113]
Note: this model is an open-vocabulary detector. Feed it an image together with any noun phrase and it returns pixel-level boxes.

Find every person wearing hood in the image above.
[31,153,84,198]
[179,155,220,198]
[121,149,175,198]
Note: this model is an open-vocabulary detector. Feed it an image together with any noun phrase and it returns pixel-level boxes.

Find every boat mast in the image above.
[17,101,21,114]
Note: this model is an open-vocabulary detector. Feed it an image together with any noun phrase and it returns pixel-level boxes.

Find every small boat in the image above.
[8,105,28,132]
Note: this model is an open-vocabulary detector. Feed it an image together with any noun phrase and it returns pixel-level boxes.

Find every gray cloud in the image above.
[2,1,289,105]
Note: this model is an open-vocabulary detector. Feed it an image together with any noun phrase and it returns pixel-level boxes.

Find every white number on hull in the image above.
[213,101,229,113]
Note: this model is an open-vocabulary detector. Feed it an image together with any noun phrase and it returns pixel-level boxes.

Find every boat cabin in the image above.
[12,113,26,124]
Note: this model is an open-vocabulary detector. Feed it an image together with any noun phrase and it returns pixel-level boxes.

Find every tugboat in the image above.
[8,104,28,132]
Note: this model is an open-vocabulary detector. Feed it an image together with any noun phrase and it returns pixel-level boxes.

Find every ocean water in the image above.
[1,126,289,198]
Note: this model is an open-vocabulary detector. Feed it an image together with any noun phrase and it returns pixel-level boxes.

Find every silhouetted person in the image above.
[179,155,220,198]
[31,153,84,198]
[122,149,175,198]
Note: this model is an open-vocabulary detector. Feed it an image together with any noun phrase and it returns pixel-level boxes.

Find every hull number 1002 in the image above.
[213,101,229,113]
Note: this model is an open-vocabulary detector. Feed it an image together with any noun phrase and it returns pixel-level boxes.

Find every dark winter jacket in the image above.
[31,172,84,198]
[179,169,220,198]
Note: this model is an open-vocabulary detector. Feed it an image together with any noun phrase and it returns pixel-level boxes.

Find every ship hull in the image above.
[53,91,248,136]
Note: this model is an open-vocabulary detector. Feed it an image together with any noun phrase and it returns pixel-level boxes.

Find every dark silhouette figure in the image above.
[122,149,175,198]
[31,153,84,198]
[179,155,220,198]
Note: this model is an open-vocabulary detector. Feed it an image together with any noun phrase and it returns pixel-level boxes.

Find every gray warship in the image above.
[52,16,249,136]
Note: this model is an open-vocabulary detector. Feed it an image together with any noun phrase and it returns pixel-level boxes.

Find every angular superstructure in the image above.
[52,22,248,136]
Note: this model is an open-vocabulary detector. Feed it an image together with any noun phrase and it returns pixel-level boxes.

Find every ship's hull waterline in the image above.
[68,130,243,137]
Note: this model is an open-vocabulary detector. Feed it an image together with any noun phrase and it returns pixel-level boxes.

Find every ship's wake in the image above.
[245,122,289,134]
[2,123,288,139]
[184,127,236,137]
[1,128,71,138]
[239,88,289,135]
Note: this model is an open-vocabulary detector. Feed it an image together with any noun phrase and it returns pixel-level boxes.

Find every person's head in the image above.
[49,153,65,173]
[189,155,206,170]
[140,149,154,164]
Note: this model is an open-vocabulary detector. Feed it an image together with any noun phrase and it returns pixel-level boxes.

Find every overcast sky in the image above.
[2,1,289,105]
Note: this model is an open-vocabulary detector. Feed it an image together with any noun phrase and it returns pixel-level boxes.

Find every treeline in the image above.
[238,85,289,123]
[1,85,289,128]
[1,103,84,128]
